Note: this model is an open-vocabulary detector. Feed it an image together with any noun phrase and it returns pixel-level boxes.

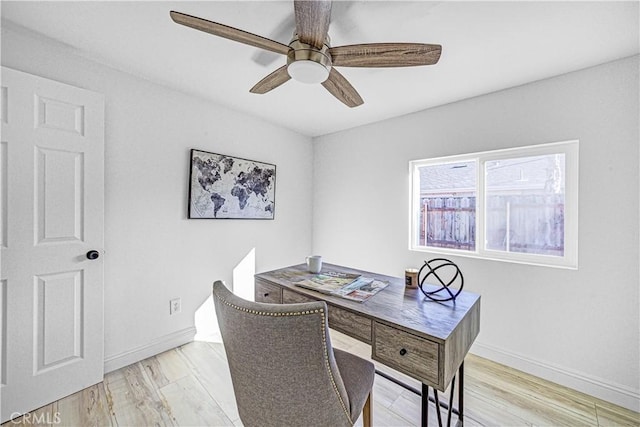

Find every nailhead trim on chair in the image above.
[319,309,353,425]
[216,294,353,425]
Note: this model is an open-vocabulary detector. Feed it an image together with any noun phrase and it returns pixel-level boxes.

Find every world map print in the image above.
[189,150,276,219]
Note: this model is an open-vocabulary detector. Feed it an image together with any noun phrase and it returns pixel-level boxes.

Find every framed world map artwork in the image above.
[188,149,276,219]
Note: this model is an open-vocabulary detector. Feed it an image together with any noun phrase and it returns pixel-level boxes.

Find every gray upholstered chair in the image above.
[212,280,375,427]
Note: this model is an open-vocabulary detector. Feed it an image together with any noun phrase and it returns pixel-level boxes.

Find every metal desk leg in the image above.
[433,390,444,427]
[422,363,465,427]
[422,383,429,427]
[458,362,464,427]
[446,376,456,427]
[378,362,466,427]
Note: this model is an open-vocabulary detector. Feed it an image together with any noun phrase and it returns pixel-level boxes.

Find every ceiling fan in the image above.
[170,1,441,108]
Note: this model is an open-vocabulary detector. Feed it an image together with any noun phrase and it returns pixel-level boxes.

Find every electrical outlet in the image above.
[170,298,181,315]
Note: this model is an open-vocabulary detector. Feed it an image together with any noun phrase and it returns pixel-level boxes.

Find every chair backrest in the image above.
[212,280,353,427]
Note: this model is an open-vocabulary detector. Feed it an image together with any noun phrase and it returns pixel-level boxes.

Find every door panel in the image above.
[0,279,5,387]
[36,270,84,371]
[1,141,7,248]
[0,67,104,422]
[35,147,84,244]
[35,95,85,135]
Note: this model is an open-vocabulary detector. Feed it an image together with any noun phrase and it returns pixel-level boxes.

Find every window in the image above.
[410,141,578,268]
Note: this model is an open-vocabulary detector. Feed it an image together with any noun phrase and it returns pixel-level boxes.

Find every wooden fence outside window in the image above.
[419,194,564,256]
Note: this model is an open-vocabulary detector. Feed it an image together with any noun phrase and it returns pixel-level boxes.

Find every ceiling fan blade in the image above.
[170,11,290,56]
[294,0,332,49]
[252,15,296,66]
[330,43,442,67]
[250,65,291,94]
[321,68,363,108]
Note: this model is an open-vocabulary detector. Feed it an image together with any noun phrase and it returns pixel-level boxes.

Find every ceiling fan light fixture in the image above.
[287,60,330,84]
[286,38,332,84]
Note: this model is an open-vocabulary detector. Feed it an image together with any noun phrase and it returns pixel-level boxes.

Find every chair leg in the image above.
[363,392,372,427]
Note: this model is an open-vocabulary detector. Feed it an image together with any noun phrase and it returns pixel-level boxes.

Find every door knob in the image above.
[86,250,100,260]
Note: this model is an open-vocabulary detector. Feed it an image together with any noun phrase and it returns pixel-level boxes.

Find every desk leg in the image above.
[421,363,465,427]
[446,377,455,427]
[458,362,464,427]
[421,383,429,427]
[377,365,465,427]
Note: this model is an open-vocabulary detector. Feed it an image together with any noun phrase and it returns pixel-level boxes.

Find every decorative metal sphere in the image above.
[417,258,464,302]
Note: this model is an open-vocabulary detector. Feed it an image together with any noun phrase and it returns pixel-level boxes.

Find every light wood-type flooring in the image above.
[4,330,639,426]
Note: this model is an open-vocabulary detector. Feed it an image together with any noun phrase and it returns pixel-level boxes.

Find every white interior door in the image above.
[0,67,105,422]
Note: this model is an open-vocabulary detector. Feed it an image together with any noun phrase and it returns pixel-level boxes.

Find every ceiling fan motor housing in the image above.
[286,38,332,84]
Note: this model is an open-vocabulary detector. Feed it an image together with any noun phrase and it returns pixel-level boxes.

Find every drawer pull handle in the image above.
[399,348,407,356]
[264,293,270,297]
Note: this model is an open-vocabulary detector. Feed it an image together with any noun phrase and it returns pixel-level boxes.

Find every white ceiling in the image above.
[2,1,638,137]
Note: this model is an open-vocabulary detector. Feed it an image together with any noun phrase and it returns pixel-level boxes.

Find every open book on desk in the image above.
[295,271,388,303]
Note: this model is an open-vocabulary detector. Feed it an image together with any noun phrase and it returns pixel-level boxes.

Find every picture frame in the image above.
[188,149,276,219]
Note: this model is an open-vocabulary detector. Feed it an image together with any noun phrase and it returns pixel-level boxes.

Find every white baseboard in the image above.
[104,327,196,373]
[471,341,640,413]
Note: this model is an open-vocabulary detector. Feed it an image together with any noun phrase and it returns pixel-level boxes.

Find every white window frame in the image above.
[409,140,579,269]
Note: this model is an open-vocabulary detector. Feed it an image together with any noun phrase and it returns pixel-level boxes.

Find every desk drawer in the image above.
[283,290,371,343]
[282,289,316,304]
[255,280,282,304]
[329,306,372,344]
[372,322,439,385]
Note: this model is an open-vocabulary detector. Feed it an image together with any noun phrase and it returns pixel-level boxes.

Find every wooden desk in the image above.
[255,263,480,427]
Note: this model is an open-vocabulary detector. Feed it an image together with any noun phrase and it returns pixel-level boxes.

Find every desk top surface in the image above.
[255,263,481,344]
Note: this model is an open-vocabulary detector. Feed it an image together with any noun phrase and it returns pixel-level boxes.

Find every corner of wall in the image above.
[104,327,196,374]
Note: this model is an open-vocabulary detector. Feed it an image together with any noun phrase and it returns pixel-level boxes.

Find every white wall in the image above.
[1,24,313,369]
[313,56,640,411]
